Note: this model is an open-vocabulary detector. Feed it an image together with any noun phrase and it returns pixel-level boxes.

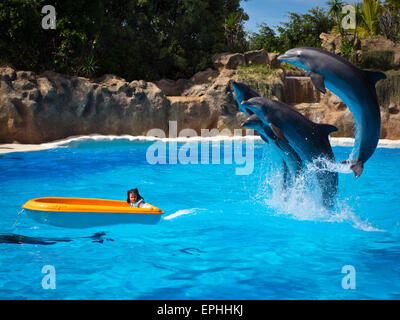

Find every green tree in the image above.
[223,12,248,52]
[362,0,382,36]
[248,23,280,52]
[249,7,334,53]
[327,0,345,35]
[384,0,400,11]
[276,7,335,52]
[0,0,248,81]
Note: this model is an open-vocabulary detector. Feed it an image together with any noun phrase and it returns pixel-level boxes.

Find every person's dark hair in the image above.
[127,188,144,203]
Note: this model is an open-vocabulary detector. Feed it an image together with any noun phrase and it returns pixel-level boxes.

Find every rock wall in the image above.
[320,33,400,69]
[0,66,244,143]
[1,46,400,144]
[0,67,170,143]
[284,77,321,104]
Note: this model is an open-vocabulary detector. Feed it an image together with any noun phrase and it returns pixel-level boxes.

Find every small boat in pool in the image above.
[22,197,164,228]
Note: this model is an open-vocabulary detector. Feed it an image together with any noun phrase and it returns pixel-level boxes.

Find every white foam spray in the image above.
[163,208,201,220]
[252,152,383,232]
[1,134,400,155]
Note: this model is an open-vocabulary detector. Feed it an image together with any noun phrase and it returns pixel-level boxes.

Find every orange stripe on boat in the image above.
[22,197,164,214]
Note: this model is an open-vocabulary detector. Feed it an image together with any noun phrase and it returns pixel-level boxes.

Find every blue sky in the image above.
[241,0,357,32]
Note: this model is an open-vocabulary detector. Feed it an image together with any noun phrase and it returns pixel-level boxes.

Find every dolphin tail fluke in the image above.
[342,160,364,178]
[363,70,387,85]
[350,161,364,178]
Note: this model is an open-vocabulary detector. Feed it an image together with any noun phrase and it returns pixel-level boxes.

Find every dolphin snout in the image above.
[241,120,249,127]
[277,55,285,62]
[277,53,291,62]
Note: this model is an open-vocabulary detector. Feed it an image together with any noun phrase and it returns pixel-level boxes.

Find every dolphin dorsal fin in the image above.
[317,123,338,136]
[363,70,386,85]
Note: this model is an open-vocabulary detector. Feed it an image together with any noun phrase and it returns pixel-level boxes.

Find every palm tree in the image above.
[223,13,245,51]
[353,2,365,40]
[362,0,382,36]
[327,0,345,35]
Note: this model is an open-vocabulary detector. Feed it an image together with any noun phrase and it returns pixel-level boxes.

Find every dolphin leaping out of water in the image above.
[231,81,260,116]
[242,114,302,182]
[278,47,386,178]
[232,81,303,185]
[242,97,339,208]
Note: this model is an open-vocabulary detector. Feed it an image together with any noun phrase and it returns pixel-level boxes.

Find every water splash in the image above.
[163,208,201,220]
[253,153,382,232]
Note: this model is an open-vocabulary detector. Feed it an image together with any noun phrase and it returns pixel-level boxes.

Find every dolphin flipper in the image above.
[270,123,289,143]
[308,72,326,94]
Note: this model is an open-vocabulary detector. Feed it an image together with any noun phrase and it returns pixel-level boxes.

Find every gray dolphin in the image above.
[242,114,289,189]
[242,97,339,208]
[278,47,386,177]
[232,81,259,116]
[242,114,302,180]
[232,81,303,182]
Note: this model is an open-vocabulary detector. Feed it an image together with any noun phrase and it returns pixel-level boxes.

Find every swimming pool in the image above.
[0,137,399,299]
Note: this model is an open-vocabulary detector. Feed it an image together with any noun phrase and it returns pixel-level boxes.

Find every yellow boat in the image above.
[22,197,164,228]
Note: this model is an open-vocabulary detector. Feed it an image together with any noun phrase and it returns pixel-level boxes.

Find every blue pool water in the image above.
[0,137,400,299]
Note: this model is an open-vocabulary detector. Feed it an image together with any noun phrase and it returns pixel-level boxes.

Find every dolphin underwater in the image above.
[242,97,339,208]
[0,232,112,245]
[278,47,386,177]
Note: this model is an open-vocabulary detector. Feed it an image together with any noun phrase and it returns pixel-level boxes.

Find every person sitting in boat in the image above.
[127,188,153,210]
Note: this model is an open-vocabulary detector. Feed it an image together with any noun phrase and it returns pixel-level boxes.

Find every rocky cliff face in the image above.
[0,66,244,143]
[1,46,400,144]
[284,76,321,104]
[0,67,171,143]
[320,33,400,69]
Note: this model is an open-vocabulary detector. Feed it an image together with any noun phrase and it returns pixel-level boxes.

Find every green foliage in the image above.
[376,69,400,109]
[358,49,394,70]
[248,24,281,52]
[362,0,382,36]
[223,12,248,52]
[339,37,358,62]
[0,0,248,81]
[236,64,281,78]
[249,7,334,53]
[327,0,345,35]
[234,64,285,100]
